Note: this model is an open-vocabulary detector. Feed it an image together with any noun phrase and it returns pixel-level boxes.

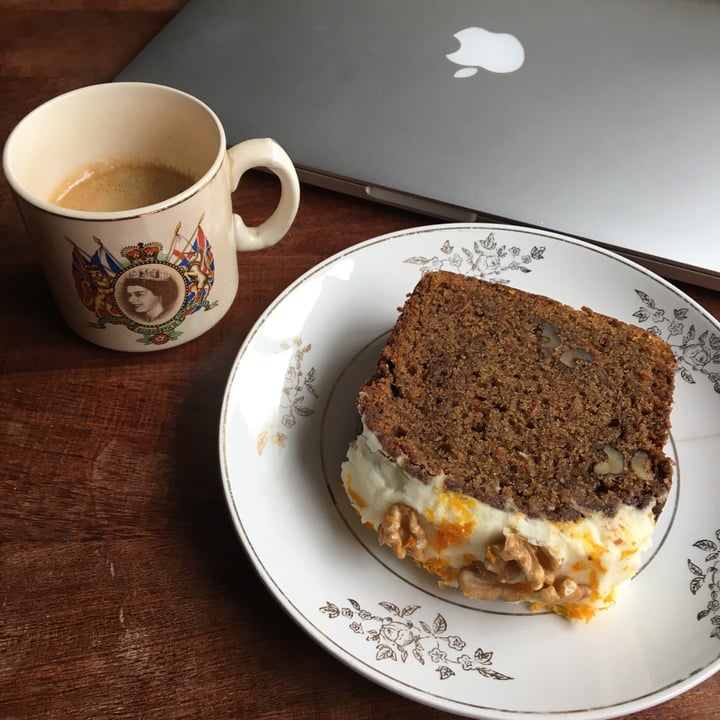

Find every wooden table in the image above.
[1,3,718,718]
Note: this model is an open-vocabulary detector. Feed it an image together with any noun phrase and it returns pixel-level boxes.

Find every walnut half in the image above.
[483,531,563,591]
[378,503,427,561]
[458,532,590,608]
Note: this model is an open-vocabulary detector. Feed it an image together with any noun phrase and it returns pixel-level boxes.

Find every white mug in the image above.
[2,82,300,351]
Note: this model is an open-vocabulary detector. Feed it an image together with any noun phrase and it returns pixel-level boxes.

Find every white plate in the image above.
[219,224,720,719]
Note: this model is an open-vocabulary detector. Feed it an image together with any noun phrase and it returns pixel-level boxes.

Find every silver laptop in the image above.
[117,0,720,290]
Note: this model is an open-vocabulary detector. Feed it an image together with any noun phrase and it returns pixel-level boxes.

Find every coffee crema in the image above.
[51,159,197,212]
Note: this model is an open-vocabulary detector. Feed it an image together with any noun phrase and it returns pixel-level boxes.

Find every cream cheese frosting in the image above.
[341,425,658,621]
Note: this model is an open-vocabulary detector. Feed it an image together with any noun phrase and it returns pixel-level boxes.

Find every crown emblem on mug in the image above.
[121,242,163,264]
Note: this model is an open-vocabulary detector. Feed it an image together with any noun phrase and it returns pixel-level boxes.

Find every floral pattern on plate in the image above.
[257,337,318,455]
[404,232,545,282]
[320,598,513,681]
[688,528,720,639]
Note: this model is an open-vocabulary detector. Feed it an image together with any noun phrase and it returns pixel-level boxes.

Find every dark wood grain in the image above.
[1,2,719,718]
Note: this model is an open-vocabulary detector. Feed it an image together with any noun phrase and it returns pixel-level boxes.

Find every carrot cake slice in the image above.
[341,270,676,621]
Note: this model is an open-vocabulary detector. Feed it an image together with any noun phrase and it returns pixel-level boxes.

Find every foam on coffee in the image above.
[52,159,197,212]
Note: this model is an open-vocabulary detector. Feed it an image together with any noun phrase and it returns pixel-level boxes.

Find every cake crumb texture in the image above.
[358,270,676,521]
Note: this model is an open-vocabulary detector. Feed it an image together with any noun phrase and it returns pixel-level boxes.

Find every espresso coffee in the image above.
[52,159,197,212]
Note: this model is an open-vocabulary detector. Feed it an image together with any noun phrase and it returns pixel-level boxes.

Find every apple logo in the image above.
[446,26,525,77]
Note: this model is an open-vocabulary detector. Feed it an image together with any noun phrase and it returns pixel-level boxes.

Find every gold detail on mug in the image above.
[52,158,197,212]
[68,214,217,346]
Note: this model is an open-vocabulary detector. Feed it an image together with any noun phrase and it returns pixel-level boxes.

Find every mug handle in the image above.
[226,137,300,251]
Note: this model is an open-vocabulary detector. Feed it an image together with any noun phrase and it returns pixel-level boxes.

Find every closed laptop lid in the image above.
[117,0,720,289]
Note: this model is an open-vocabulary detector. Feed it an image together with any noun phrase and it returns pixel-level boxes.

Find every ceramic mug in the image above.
[2,82,300,351]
